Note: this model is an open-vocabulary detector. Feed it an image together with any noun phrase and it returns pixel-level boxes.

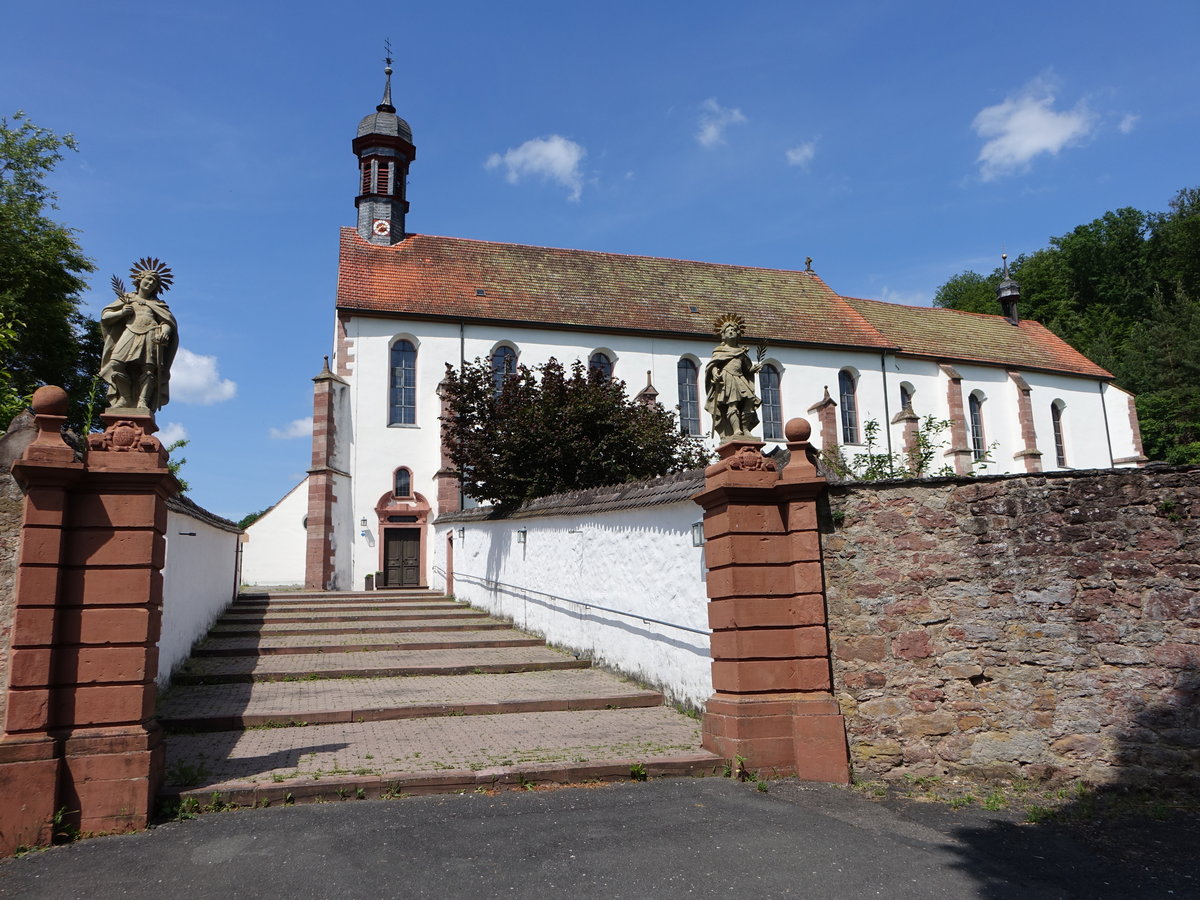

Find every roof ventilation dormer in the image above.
[996,253,1020,326]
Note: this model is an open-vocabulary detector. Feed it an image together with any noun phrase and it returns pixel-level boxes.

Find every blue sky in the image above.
[3,1,1198,521]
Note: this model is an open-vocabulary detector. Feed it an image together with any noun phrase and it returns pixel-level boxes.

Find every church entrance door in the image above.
[383,528,421,588]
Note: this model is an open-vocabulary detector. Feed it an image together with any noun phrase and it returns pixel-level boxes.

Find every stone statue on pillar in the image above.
[99,257,178,415]
[704,313,764,442]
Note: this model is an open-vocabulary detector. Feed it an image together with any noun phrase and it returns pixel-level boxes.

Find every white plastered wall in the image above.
[335,313,1145,587]
[160,507,240,686]
[241,477,308,587]
[431,500,712,708]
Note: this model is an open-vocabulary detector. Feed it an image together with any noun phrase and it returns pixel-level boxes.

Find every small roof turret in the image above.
[996,253,1020,325]
[357,52,413,143]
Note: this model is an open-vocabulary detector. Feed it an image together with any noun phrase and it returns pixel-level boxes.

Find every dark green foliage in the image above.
[440,357,710,507]
[165,438,190,494]
[238,509,270,530]
[0,111,99,431]
[933,187,1200,463]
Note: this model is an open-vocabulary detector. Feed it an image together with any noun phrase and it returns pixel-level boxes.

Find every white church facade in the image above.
[240,70,1147,592]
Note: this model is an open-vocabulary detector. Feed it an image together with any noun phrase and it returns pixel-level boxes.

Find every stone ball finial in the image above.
[31,385,69,417]
[784,417,812,443]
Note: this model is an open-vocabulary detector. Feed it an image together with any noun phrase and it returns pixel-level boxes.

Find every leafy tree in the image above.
[165,438,190,493]
[0,110,99,432]
[932,187,1200,464]
[440,357,709,507]
[237,508,270,530]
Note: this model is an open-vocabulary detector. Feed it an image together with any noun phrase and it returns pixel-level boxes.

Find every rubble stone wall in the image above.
[824,466,1200,787]
[0,471,20,728]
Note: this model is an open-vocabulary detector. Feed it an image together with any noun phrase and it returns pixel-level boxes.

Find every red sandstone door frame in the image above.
[373,490,430,588]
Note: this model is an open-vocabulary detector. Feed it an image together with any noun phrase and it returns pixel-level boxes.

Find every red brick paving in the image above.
[161,591,717,803]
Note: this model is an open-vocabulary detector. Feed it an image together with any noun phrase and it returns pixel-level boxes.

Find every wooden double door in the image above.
[382,528,421,588]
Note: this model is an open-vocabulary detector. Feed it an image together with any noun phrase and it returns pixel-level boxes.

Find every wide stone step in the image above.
[157,669,666,732]
[215,609,489,626]
[238,590,446,602]
[161,707,719,806]
[172,646,590,684]
[193,629,543,657]
[207,619,511,638]
[223,602,467,616]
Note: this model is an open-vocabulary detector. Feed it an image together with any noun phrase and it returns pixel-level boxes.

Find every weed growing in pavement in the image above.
[51,808,81,844]
[165,759,210,787]
[629,763,648,782]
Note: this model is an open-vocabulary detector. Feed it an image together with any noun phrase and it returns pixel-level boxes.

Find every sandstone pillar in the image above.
[1,387,79,852]
[0,386,176,853]
[694,419,849,782]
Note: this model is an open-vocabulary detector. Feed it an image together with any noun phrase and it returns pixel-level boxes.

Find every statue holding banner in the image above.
[100,257,178,414]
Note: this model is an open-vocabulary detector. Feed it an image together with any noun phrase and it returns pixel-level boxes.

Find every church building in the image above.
[240,67,1147,592]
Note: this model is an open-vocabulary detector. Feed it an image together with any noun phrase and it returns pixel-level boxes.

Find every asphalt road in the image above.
[1,779,1195,898]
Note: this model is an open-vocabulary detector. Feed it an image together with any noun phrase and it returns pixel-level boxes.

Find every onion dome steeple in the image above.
[353,44,416,245]
[996,253,1020,325]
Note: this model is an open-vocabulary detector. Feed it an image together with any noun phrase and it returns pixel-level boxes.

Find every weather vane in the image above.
[384,38,393,69]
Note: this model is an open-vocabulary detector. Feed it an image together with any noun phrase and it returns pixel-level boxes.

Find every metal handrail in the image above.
[432,566,708,637]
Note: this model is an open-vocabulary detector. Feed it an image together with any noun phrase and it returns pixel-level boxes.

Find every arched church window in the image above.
[839,369,859,443]
[492,345,518,395]
[677,358,701,435]
[1051,400,1067,468]
[589,351,613,381]
[899,383,913,411]
[389,339,417,425]
[759,364,783,441]
[394,467,412,498]
[969,392,987,460]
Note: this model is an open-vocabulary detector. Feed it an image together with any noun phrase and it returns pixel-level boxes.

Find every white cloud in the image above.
[1118,113,1140,134]
[269,417,313,440]
[972,75,1096,180]
[485,135,586,201]
[171,347,237,405]
[880,287,928,307]
[696,98,747,148]
[785,141,816,169]
[157,421,188,446]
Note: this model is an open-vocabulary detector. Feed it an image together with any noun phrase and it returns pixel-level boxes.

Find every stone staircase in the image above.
[158,589,721,807]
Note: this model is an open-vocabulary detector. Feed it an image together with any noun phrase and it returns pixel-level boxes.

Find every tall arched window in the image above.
[677,358,701,435]
[759,364,783,441]
[838,369,859,443]
[968,392,986,460]
[394,467,412,498]
[1051,400,1067,468]
[491,345,517,395]
[389,340,417,425]
[589,351,613,380]
[899,383,913,411]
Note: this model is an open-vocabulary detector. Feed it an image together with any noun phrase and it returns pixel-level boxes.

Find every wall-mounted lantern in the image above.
[359,517,368,528]
[691,522,705,547]
[457,527,465,540]
[517,527,528,545]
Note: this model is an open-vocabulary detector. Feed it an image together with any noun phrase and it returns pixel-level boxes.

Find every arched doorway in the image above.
[374,487,431,588]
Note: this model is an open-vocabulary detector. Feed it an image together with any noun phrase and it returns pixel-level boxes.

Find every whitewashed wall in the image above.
[432,498,713,709]
[159,501,241,687]
[306,309,1146,589]
[241,478,307,587]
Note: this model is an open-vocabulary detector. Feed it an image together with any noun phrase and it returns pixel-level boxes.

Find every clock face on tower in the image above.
[372,219,391,237]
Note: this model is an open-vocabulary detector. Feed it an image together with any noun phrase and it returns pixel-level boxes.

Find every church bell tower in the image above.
[353,50,415,245]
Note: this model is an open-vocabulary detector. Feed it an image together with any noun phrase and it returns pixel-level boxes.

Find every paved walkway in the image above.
[4,779,1196,898]
[160,589,719,806]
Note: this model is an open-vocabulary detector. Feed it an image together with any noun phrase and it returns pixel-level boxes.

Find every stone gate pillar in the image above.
[694,418,849,782]
[0,386,176,853]
[0,388,80,852]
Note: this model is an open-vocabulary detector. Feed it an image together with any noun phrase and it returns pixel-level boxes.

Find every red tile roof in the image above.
[843,296,1112,379]
[336,229,1111,379]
